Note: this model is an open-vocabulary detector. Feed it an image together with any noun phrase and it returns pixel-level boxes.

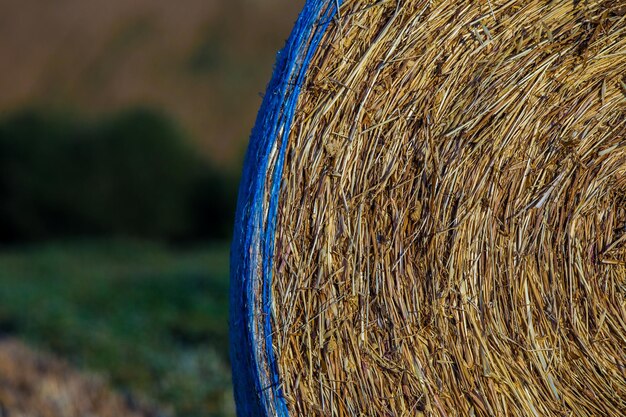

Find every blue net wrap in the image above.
[230,1,341,416]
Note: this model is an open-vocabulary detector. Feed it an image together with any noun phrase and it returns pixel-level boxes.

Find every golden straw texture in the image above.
[271,0,625,416]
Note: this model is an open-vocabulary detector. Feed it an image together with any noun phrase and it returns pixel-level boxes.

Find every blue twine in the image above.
[230,1,341,416]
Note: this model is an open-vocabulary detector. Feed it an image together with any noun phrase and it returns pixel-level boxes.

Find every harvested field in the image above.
[0,338,169,417]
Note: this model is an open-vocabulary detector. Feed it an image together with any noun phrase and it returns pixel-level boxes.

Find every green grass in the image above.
[0,240,234,417]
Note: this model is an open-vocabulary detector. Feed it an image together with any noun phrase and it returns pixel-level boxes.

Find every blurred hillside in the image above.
[0,0,304,168]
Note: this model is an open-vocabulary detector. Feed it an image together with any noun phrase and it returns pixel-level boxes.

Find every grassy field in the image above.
[0,240,233,417]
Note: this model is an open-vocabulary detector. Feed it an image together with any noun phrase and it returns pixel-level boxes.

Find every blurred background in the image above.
[0,1,303,416]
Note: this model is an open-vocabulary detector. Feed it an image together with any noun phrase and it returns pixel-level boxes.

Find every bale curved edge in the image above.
[229,2,341,416]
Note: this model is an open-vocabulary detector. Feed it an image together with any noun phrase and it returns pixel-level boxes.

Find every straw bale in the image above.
[267,1,626,416]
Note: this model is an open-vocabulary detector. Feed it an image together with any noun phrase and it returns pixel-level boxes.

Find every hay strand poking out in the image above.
[233,0,626,416]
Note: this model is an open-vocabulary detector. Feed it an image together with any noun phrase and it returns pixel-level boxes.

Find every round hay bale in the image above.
[231,1,626,416]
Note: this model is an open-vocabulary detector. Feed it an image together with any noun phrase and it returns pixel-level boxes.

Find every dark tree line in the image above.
[0,108,237,243]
